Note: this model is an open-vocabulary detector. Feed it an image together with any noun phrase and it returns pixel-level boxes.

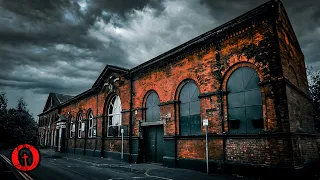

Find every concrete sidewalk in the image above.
[39,148,250,180]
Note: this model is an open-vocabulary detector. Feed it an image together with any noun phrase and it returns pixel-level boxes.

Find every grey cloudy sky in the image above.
[0,0,319,120]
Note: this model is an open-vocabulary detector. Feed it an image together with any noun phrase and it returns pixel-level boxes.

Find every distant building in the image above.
[38,0,319,177]
[38,93,73,148]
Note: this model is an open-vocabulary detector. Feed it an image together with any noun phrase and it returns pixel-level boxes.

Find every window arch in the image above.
[107,95,122,137]
[87,110,94,138]
[68,115,74,138]
[77,113,83,138]
[146,92,160,122]
[179,81,201,136]
[227,67,263,134]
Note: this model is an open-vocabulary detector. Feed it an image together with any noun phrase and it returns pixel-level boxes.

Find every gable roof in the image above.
[55,93,74,104]
[42,92,74,113]
[92,65,129,88]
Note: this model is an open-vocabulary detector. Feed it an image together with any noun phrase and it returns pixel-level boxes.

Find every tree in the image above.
[0,94,38,149]
[307,67,320,133]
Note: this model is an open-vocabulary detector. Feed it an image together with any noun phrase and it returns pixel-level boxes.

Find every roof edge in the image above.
[92,65,129,88]
[131,0,277,73]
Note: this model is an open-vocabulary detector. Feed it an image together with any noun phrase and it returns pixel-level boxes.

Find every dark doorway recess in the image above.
[143,125,164,163]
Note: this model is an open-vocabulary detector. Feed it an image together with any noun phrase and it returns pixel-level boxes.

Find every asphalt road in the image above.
[0,149,243,180]
[0,151,158,180]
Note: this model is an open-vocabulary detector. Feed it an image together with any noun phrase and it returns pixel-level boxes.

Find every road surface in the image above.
[0,149,242,180]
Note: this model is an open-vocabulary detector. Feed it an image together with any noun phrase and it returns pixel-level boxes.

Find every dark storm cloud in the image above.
[0,0,134,96]
[0,0,319,119]
[200,0,320,66]
[87,0,164,18]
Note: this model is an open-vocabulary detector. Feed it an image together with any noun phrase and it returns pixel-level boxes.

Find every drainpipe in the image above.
[221,90,226,172]
[101,89,106,157]
[129,71,133,163]
[95,92,98,155]
[174,100,178,167]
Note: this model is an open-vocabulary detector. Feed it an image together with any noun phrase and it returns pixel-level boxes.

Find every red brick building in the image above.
[38,0,320,177]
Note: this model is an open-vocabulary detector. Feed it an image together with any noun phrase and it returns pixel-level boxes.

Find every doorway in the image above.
[143,125,164,163]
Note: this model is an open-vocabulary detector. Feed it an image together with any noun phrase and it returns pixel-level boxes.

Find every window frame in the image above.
[77,114,83,138]
[226,67,264,134]
[145,92,160,122]
[178,81,201,136]
[107,95,122,137]
[87,110,94,138]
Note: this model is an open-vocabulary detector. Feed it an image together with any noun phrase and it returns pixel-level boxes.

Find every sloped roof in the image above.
[92,65,129,88]
[55,93,74,104]
[41,92,74,114]
[131,0,277,73]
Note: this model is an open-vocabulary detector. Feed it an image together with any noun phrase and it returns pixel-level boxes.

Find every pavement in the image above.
[0,148,252,180]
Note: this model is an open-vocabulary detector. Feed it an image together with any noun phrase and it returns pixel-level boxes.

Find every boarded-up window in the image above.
[227,67,263,134]
[179,82,201,136]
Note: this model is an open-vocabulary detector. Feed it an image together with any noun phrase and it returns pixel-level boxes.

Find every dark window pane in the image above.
[227,92,245,108]
[180,103,189,117]
[146,108,153,122]
[179,82,201,136]
[180,116,190,136]
[179,84,190,103]
[246,105,263,133]
[146,96,153,106]
[242,67,255,89]
[227,69,244,93]
[244,89,262,106]
[189,83,199,100]
[152,106,160,121]
[189,101,200,115]
[153,93,160,105]
[246,72,260,90]
[245,105,263,122]
[228,107,246,134]
[190,114,201,135]
[146,92,160,122]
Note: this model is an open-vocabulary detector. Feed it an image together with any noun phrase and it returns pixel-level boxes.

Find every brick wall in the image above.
[226,137,294,166]
[286,85,315,133]
[177,138,224,162]
[38,1,319,170]
[275,5,315,133]
[291,135,319,166]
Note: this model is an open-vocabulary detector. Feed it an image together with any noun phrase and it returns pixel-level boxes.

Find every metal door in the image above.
[61,128,66,152]
[143,126,164,163]
[155,126,164,163]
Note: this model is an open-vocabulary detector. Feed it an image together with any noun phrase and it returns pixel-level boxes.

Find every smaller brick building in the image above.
[38,0,320,178]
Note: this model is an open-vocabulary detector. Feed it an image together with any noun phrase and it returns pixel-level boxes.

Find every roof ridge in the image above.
[55,93,61,104]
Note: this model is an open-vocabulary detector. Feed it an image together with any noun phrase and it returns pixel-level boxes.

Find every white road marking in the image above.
[144,169,173,180]
[0,154,34,180]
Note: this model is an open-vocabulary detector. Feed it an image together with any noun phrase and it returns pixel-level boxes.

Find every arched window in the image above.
[146,92,160,122]
[68,115,74,138]
[107,95,122,137]
[179,81,201,136]
[227,67,263,134]
[77,113,83,138]
[87,110,94,138]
